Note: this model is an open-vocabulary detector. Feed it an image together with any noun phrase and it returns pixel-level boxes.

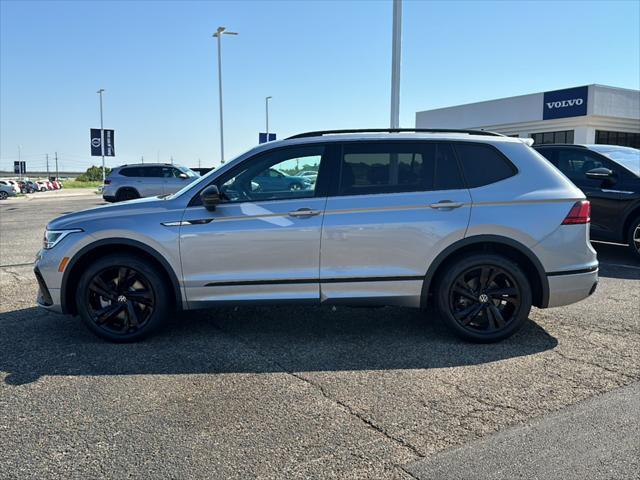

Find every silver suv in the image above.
[35,129,598,343]
[102,163,199,202]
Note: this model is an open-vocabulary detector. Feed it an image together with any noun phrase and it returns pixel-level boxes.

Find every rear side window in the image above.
[454,143,517,188]
[144,167,164,178]
[339,142,464,195]
[119,167,143,177]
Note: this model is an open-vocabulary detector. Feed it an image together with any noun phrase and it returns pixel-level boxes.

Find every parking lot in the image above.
[1,194,639,479]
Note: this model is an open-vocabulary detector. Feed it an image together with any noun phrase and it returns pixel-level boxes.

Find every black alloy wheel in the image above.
[628,216,640,261]
[437,254,532,343]
[0,191,8,200]
[77,254,170,342]
[86,266,155,335]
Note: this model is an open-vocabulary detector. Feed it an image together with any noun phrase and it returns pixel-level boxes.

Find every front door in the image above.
[179,144,330,306]
[320,141,472,307]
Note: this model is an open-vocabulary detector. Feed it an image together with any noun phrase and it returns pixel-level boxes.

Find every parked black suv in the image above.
[534,144,640,259]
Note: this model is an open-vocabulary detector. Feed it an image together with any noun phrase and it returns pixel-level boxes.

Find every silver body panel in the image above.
[36,133,598,314]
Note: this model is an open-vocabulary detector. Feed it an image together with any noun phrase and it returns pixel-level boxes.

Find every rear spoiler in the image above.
[519,138,535,147]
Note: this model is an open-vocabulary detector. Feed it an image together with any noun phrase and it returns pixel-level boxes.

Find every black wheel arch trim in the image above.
[420,235,550,309]
[60,238,183,314]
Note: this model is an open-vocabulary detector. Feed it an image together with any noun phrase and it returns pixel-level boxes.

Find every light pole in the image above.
[265,96,272,141]
[212,26,238,165]
[97,88,106,183]
[390,0,402,129]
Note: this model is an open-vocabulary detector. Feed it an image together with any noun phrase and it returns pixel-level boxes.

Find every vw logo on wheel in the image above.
[91,138,101,148]
[478,293,490,304]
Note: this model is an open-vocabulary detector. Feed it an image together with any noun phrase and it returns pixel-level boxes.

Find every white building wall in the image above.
[415,84,640,144]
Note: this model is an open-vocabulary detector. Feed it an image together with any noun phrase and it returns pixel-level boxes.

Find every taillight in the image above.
[562,200,590,225]
[104,179,111,185]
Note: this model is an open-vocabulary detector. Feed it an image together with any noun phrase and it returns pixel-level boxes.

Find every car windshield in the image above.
[588,145,640,176]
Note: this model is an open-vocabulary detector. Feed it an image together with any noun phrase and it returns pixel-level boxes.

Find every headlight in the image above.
[43,229,83,250]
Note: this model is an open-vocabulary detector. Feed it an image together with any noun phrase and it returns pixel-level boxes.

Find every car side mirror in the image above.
[179,173,189,179]
[200,185,221,211]
[585,167,614,180]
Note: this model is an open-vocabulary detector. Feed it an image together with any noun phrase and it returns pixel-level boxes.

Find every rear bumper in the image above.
[546,268,598,308]
[102,195,116,202]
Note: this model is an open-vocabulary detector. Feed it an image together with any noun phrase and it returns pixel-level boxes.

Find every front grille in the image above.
[34,268,53,306]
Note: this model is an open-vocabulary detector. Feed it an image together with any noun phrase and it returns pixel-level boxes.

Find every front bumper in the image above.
[546,268,598,308]
[34,266,63,313]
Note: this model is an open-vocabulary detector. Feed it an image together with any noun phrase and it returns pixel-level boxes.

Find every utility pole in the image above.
[170,155,174,165]
[265,96,272,141]
[97,88,106,183]
[46,154,50,179]
[141,155,144,164]
[55,152,59,180]
[198,158,201,168]
[213,26,238,164]
[390,0,402,129]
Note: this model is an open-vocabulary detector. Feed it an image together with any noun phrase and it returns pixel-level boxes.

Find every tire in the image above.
[436,254,532,343]
[627,215,640,261]
[115,188,139,202]
[289,182,303,191]
[76,253,171,342]
[0,191,8,200]
[40,187,46,192]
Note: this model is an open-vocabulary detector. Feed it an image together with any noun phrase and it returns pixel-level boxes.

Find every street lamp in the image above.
[97,88,106,183]
[212,26,238,164]
[265,96,272,141]
[390,0,402,129]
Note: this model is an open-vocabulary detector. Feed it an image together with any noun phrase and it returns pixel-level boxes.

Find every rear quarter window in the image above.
[454,143,517,188]
[119,167,143,177]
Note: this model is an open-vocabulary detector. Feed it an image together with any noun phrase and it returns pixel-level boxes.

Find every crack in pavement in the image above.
[206,317,426,474]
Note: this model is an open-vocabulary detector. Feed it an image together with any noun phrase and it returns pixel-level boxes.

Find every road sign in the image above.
[13,161,26,174]
[259,133,276,144]
[90,128,115,156]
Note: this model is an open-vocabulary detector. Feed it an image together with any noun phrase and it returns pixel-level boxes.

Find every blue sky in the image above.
[1,0,639,171]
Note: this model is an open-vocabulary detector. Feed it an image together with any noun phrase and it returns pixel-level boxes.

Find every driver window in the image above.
[219,146,324,202]
[557,150,612,182]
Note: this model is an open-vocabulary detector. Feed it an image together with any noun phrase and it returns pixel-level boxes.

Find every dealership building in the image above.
[415,84,640,148]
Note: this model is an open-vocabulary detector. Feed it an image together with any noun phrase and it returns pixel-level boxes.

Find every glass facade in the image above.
[595,130,640,149]
[530,130,574,145]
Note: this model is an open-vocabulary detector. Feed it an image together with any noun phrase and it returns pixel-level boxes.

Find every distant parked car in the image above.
[0,180,19,194]
[251,168,313,192]
[102,163,200,202]
[18,180,36,193]
[298,170,318,182]
[534,144,640,259]
[0,183,17,200]
[34,180,52,192]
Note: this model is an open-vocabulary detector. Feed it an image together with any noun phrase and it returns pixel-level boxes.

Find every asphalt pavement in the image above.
[0,195,638,479]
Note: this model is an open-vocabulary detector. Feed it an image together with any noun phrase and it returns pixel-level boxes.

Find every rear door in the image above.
[319,141,471,307]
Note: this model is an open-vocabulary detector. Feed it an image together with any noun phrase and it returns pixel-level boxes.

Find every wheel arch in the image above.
[61,238,183,315]
[421,235,549,309]
[116,186,140,199]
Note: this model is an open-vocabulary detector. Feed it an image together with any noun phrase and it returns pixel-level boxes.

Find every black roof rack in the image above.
[287,128,505,140]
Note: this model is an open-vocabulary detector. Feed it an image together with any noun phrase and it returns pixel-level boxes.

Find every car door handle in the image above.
[430,201,464,209]
[288,208,321,217]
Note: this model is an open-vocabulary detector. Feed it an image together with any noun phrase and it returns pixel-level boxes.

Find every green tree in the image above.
[76,165,111,182]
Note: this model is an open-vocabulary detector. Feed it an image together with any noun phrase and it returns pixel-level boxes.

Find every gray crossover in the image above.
[102,163,199,202]
[35,129,598,343]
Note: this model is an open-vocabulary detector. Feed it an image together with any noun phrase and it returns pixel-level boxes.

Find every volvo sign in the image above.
[543,86,588,120]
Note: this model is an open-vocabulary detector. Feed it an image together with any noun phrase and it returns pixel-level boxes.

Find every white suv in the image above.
[35,129,598,343]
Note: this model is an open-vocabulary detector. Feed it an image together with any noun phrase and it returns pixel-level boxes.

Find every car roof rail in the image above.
[286,128,505,140]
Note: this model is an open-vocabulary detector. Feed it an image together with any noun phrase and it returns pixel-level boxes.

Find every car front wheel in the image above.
[0,191,8,200]
[436,254,532,343]
[76,254,171,342]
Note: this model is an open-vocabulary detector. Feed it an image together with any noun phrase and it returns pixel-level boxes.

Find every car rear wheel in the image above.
[289,182,303,191]
[436,254,532,343]
[627,216,640,261]
[76,254,170,342]
[115,188,139,202]
[0,191,8,200]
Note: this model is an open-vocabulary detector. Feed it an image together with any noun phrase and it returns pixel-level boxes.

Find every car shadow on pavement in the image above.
[594,243,640,280]
[0,305,557,386]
